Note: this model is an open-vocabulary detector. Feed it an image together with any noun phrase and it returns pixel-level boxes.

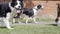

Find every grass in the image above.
[0,24,60,34]
[36,17,55,22]
[0,17,56,34]
[14,17,55,23]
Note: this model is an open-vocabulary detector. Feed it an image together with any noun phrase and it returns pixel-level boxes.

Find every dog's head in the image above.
[11,0,22,10]
[34,4,44,10]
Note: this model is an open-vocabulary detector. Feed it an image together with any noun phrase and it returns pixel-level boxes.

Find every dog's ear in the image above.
[12,0,16,2]
[37,5,41,9]
[11,3,14,7]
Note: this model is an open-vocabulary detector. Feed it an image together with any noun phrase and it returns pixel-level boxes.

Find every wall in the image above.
[24,1,58,19]
[0,0,60,19]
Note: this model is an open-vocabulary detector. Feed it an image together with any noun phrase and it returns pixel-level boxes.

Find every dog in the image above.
[55,4,60,26]
[0,0,21,29]
[13,0,24,23]
[22,4,44,24]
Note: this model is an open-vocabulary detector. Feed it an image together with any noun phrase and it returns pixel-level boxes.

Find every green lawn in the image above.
[0,24,60,34]
[15,17,55,23]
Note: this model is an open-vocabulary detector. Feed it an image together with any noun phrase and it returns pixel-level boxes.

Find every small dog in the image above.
[23,5,44,24]
[0,0,21,29]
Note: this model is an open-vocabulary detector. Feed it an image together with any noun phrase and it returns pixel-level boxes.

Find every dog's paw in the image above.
[19,22,21,23]
[35,22,37,24]
[8,28,14,29]
[25,22,28,24]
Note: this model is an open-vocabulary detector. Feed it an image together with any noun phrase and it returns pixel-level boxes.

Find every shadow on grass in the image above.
[0,26,14,29]
[48,24,57,26]
[0,27,7,29]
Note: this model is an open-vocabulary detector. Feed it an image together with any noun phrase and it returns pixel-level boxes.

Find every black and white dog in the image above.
[23,5,44,24]
[55,4,60,26]
[13,0,24,23]
[0,0,21,29]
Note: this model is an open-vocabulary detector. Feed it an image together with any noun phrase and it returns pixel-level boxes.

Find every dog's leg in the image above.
[13,18,21,23]
[3,13,14,29]
[55,17,60,26]
[3,18,14,29]
[13,18,16,23]
[26,17,29,24]
[17,18,21,23]
[33,17,37,24]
